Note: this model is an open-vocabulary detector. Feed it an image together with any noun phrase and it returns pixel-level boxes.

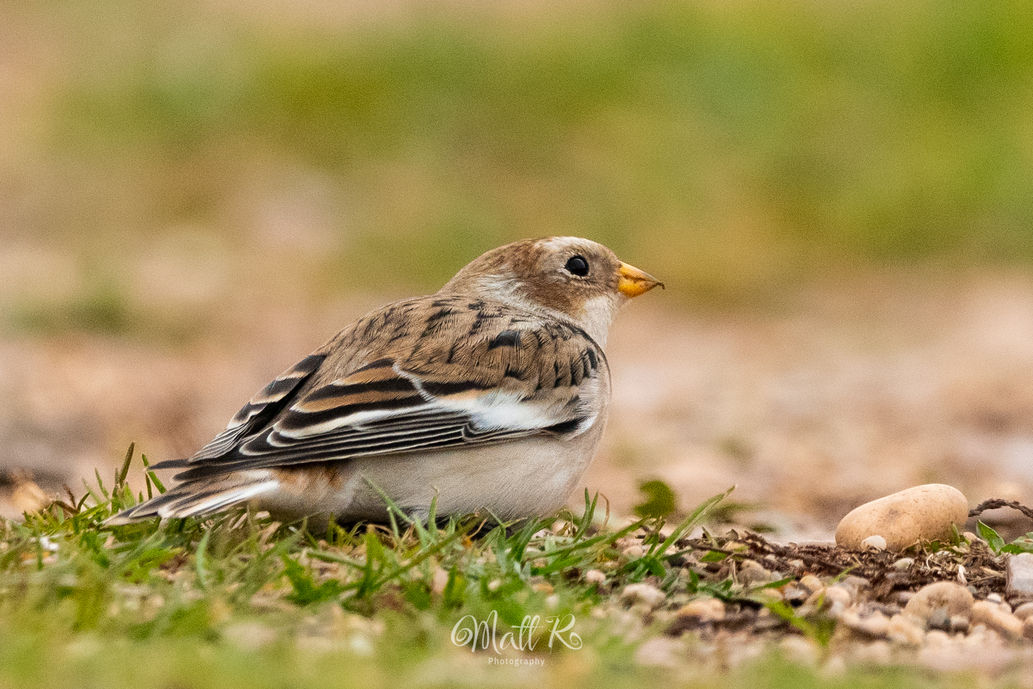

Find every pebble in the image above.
[804,589,826,609]
[623,544,645,559]
[860,535,887,550]
[1013,601,1033,621]
[1024,617,1033,641]
[928,608,952,631]
[948,615,970,635]
[782,587,808,605]
[1007,554,1033,597]
[892,558,915,570]
[903,582,974,626]
[431,567,449,594]
[621,583,666,608]
[841,610,890,638]
[887,614,926,647]
[676,597,726,622]
[738,560,774,585]
[584,569,606,585]
[892,591,913,606]
[835,484,969,551]
[824,585,852,607]
[798,574,824,595]
[971,601,1023,640]
[840,576,872,594]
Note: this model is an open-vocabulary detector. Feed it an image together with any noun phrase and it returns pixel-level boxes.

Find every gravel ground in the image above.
[7,264,1033,678]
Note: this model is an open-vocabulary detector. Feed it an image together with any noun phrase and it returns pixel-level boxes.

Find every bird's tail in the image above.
[105,472,278,525]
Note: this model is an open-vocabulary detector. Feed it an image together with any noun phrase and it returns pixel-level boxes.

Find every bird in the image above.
[108,236,662,526]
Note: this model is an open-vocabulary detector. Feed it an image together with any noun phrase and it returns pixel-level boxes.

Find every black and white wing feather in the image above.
[132,293,604,476]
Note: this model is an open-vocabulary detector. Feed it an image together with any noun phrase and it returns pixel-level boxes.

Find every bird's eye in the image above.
[564,255,589,277]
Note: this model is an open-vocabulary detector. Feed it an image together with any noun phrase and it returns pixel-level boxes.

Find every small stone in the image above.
[621,583,666,608]
[840,576,872,594]
[835,484,969,552]
[824,585,852,607]
[842,611,890,638]
[676,597,726,622]
[892,591,914,606]
[986,592,1004,605]
[927,608,950,631]
[738,560,774,585]
[887,614,925,647]
[798,574,824,595]
[756,588,783,602]
[948,615,970,634]
[783,587,808,605]
[861,535,887,550]
[1013,601,1033,621]
[11,475,50,514]
[623,544,645,559]
[892,558,915,570]
[532,582,554,594]
[1023,617,1033,641]
[903,582,974,626]
[431,567,449,595]
[971,601,1023,640]
[584,569,606,585]
[828,600,848,619]
[804,589,826,609]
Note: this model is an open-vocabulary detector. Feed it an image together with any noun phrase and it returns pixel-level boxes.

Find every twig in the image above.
[969,499,1033,521]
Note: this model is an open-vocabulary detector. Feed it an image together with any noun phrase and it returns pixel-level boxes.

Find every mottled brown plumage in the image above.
[108,236,661,525]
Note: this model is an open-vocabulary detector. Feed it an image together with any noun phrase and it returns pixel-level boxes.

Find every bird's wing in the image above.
[185,353,328,462]
[168,298,608,482]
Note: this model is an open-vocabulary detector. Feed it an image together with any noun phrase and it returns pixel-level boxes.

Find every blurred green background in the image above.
[3,0,1033,337]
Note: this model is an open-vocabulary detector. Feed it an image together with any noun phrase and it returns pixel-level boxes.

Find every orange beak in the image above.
[617,262,664,298]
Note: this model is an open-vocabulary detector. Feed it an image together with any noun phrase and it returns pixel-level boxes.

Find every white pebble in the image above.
[903,581,974,625]
[621,583,666,608]
[676,597,725,622]
[623,544,645,559]
[861,535,887,550]
[887,614,925,647]
[1013,601,1033,621]
[824,585,852,607]
[798,574,824,595]
[971,601,1022,640]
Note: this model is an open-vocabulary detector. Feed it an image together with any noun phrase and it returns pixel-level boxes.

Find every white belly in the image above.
[259,419,606,522]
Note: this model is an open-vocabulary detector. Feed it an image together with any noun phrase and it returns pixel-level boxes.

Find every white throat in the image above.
[463,275,622,348]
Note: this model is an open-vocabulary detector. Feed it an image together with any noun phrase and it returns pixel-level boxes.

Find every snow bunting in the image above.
[109,237,662,525]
